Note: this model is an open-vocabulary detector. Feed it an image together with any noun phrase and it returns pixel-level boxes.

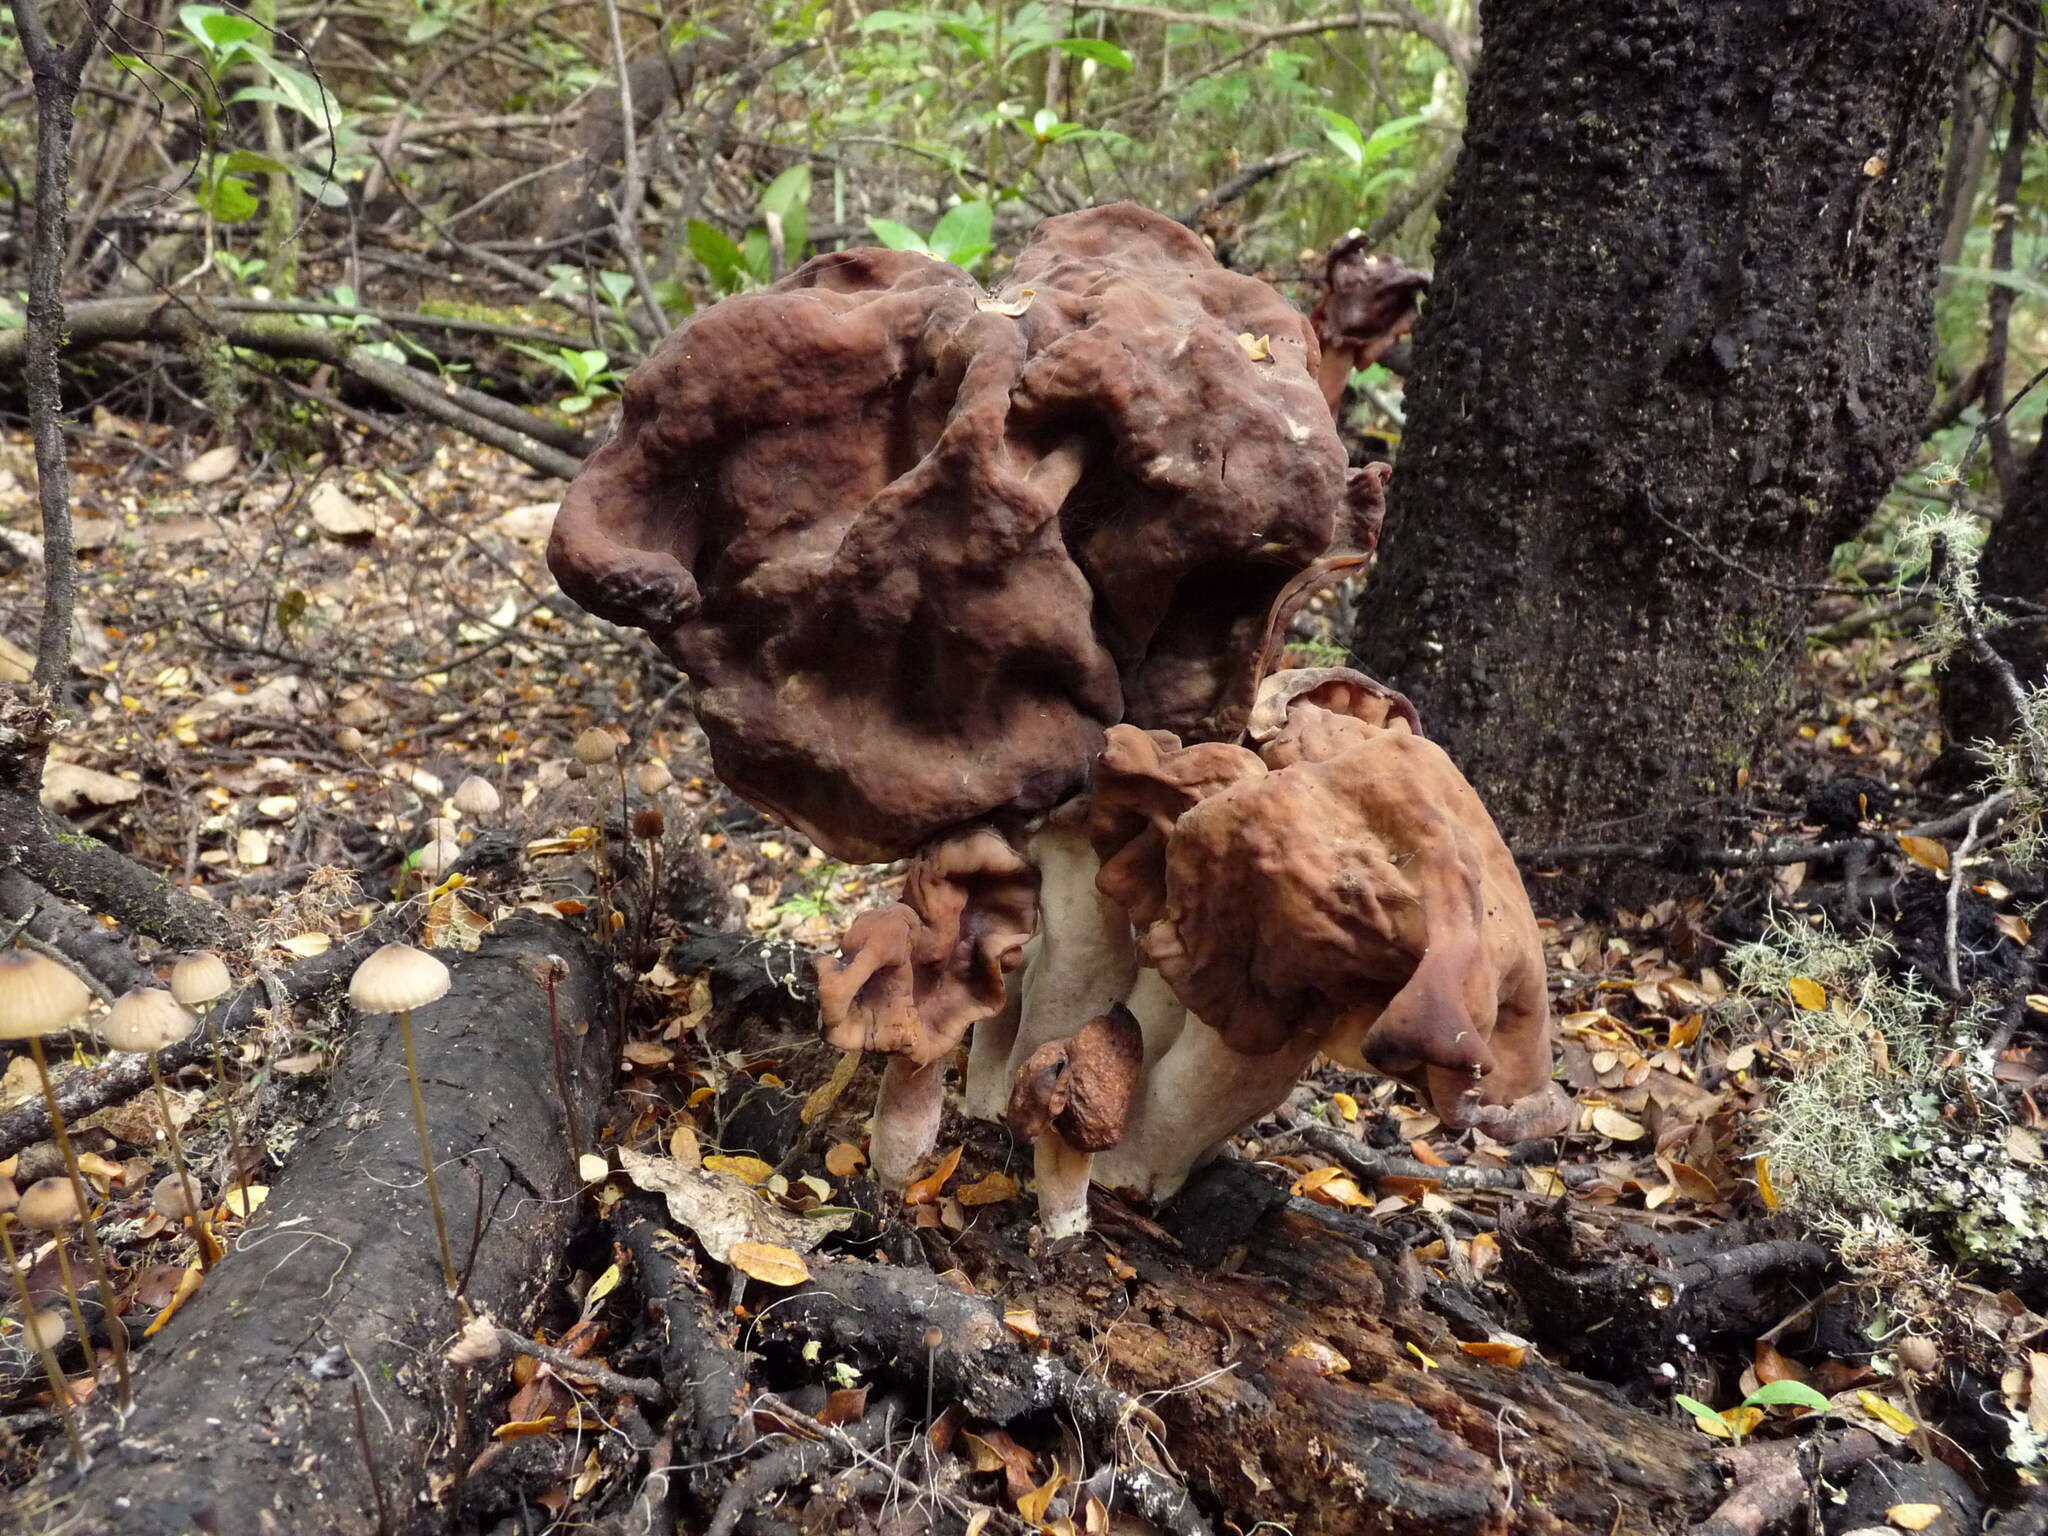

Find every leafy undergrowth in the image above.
[2,420,2047,1524]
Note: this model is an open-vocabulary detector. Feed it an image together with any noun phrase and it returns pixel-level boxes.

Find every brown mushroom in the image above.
[1006,1005,1143,1239]
[101,990,214,1268]
[816,828,1039,1190]
[1308,237,1430,414]
[547,202,1372,865]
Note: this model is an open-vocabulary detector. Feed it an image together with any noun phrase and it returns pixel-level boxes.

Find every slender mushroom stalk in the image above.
[574,727,621,940]
[169,951,250,1192]
[0,952,132,1405]
[0,1216,84,1464]
[348,943,464,1317]
[539,955,582,1171]
[1006,1005,1143,1240]
[102,989,218,1268]
[17,1178,96,1378]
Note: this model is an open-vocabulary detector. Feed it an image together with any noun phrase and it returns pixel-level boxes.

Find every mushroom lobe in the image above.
[1005,1003,1144,1153]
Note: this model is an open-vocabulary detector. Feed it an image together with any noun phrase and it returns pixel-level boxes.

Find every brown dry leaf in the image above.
[1103,1247,1138,1282]
[1660,1158,1720,1203]
[904,1144,963,1205]
[702,1155,776,1186]
[727,1241,810,1287]
[1753,1340,1805,1385]
[492,1417,561,1441]
[668,1123,702,1169]
[801,1051,860,1125]
[965,1427,1037,1500]
[824,1142,867,1178]
[1786,976,1829,1010]
[1456,1339,1525,1368]
[1003,1308,1042,1343]
[964,1513,991,1536]
[140,1264,204,1338]
[1886,1506,1941,1531]
[1898,836,1950,874]
[1017,1463,1068,1525]
[183,444,241,484]
[1467,1231,1502,1280]
[1285,1337,1352,1376]
[623,1039,675,1067]
[1591,1105,1645,1142]
[818,1386,868,1426]
[956,1171,1019,1206]
[1408,1139,1449,1167]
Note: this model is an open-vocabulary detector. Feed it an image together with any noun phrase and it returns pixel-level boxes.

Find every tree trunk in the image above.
[1943,426,2048,750]
[50,914,610,1534]
[1354,0,1975,872]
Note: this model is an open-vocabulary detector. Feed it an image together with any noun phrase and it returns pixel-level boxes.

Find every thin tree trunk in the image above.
[1354,0,1974,878]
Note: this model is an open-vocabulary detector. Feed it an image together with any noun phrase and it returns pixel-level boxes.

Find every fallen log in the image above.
[27,912,608,1533]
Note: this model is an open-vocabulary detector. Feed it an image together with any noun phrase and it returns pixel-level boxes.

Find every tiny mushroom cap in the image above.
[453,776,501,817]
[415,838,462,882]
[349,944,451,1014]
[152,1173,203,1223]
[335,726,366,753]
[101,988,199,1054]
[1006,1004,1145,1154]
[169,951,233,1008]
[21,1309,68,1353]
[17,1177,85,1233]
[573,727,618,766]
[422,817,460,842]
[634,761,672,796]
[0,952,91,1040]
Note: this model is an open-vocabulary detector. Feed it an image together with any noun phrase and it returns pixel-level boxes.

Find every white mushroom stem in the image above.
[1090,1016,1325,1204]
[869,1056,946,1193]
[1124,968,1188,1070]
[996,821,1137,1098]
[962,979,1023,1122]
[1032,1132,1094,1240]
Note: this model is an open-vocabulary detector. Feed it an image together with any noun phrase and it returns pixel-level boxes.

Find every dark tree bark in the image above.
[1944,427,2048,750]
[1354,0,1976,870]
[43,914,610,1534]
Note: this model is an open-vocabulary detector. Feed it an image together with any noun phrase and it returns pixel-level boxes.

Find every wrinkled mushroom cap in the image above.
[348,943,451,1014]
[168,951,232,1008]
[452,776,501,816]
[816,827,1039,1067]
[1006,1004,1144,1153]
[17,1177,84,1232]
[635,761,673,796]
[548,203,1372,862]
[573,727,618,766]
[1086,725,1266,931]
[101,988,199,1054]
[0,953,90,1040]
[1311,240,1429,363]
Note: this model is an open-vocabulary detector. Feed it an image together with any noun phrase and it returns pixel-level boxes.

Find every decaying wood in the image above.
[29,913,609,1533]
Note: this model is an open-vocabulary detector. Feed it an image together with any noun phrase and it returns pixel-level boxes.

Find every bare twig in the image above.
[491,1326,666,1403]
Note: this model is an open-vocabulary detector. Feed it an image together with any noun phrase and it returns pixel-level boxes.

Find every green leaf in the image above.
[742,227,772,283]
[1316,108,1367,170]
[928,201,993,266]
[852,9,931,32]
[1051,36,1132,71]
[1361,112,1429,165]
[197,174,259,223]
[865,218,928,253]
[219,148,289,177]
[758,164,812,222]
[1671,1394,1719,1421]
[1744,1380,1831,1413]
[685,219,748,294]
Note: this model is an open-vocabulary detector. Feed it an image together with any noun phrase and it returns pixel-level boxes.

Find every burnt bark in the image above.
[1354,0,1974,873]
[1943,426,2048,752]
[38,914,609,1534]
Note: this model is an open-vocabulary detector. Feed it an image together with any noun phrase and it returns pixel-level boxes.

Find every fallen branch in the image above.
[1693,1428,1880,1536]
[44,913,611,1530]
[1283,1120,1606,1191]
[0,296,587,478]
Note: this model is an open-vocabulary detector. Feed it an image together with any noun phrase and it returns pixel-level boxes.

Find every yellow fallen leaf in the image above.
[492,1416,560,1440]
[76,1152,125,1186]
[1754,1155,1780,1210]
[142,1264,204,1338]
[728,1240,810,1287]
[957,1171,1019,1206]
[1886,1505,1941,1531]
[1330,1092,1360,1122]
[1683,1406,1734,1440]
[964,1512,991,1536]
[571,1447,603,1499]
[1235,332,1273,361]
[975,287,1036,317]
[2025,994,2048,1016]
[668,1124,701,1169]
[1786,976,1828,1010]
[1017,1464,1067,1524]
[219,1184,268,1218]
[577,1153,609,1183]
[1457,1339,1526,1368]
[1405,1342,1437,1370]
[904,1144,963,1205]
[1898,835,1950,873]
[1859,1391,1918,1435]
[1286,1337,1352,1376]
[1523,1166,1568,1196]
[1002,1308,1041,1342]
[801,1051,859,1125]
[703,1155,776,1186]
[584,1262,622,1310]
[1721,1406,1763,1439]
[1591,1105,1645,1142]
[824,1142,867,1178]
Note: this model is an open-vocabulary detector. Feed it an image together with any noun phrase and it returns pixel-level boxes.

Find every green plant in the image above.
[687,165,818,296]
[866,202,996,270]
[1673,1379,1830,1443]
[510,345,622,415]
